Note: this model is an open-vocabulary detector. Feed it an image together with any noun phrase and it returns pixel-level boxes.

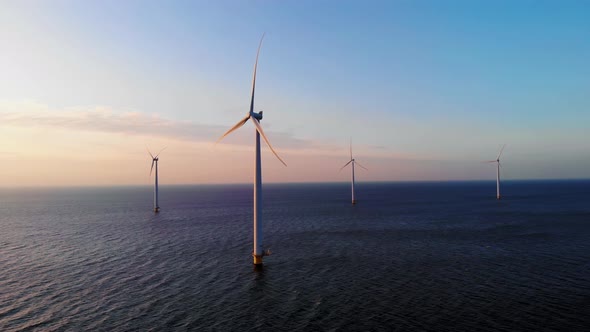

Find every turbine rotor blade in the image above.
[497,144,506,160]
[339,160,353,172]
[251,117,287,167]
[155,147,167,158]
[355,161,368,171]
[216,115,250,143]
[250,33,265,114]
[150,160,155,176]
[147,148,154,159]
[483,160,497,163]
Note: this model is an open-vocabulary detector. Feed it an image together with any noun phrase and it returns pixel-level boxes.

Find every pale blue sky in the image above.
[1,0,589,184]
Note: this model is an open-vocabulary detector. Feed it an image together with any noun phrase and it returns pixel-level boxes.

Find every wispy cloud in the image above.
[0,101,416,159]
[0,101,312,148]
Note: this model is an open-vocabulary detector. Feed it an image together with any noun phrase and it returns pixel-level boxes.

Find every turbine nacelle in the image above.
[251,110,263,120]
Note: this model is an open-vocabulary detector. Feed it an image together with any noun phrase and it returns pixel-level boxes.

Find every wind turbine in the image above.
[340,139,367,204]
[217,34,287,266]
[485,144,506,200]
[148,147,166,213]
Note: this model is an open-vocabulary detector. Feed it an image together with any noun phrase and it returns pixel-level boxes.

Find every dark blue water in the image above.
[1,181,589,331]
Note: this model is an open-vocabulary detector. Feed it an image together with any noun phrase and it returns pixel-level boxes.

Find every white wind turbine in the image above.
[217,34,287,266]
[148,147,166,213]
[340,139,367,204]
[485,144,506,200]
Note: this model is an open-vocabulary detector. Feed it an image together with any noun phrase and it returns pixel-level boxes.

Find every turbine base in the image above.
[352,200,356,205]
[253,254,264,265]
[154,207,160,213]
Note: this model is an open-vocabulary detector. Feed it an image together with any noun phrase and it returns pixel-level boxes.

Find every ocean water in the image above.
[1,181,589,331]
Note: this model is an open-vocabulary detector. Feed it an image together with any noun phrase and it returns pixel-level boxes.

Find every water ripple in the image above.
[0,182,589,331]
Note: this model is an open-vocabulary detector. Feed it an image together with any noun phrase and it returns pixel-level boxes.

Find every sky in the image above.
[1,0,589,186]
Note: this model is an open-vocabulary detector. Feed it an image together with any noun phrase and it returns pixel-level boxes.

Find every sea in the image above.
[1,181,589,331]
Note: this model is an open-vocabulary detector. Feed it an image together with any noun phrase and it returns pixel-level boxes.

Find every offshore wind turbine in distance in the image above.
[217,34,287,266]
[485,144,506,200]
[148,147,166,213]
[340,139,367,205]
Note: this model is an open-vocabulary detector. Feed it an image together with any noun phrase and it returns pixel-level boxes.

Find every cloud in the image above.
[0,101,312,148]
[0,101,415,159]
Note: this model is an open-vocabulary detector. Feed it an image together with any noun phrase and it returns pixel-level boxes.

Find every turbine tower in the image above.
[340,139,367,204]
[148,147,166,213]
[217,34,287,266]
[485,144,506,200]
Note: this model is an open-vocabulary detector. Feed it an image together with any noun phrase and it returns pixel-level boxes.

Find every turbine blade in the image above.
[250,33,265,114]
[155,147,167,158]
[147,148,154,159]
[216,115,250,143]
[355,161,368,171]
[497,144,506,160]
[251,117,287,167]
[339,160,353,172]
[150,160,155,176]
[482,160,497,163]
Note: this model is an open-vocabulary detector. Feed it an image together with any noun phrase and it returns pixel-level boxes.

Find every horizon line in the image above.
[1,178,589,189]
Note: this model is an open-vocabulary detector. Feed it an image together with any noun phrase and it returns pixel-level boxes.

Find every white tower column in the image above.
[253,129,263,265]
[351,161,356,204]
[154,159,160,212]
[496,161,500,200]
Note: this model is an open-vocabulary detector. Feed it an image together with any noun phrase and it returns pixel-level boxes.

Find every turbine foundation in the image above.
[154,207,160,213]
[253,254,263,265]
